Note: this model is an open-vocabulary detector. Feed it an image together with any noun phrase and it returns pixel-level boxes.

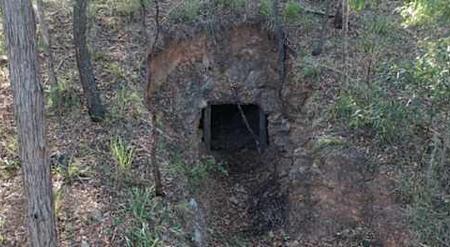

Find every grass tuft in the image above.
[170,155,227,191]
[284,0,303,23]
[46,79,80,113]
[110,137,135,171]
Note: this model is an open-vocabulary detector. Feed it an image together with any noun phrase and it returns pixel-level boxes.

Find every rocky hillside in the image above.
[1,0,449,246]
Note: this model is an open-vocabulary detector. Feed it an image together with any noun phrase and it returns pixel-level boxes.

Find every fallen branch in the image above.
[297,0,335,17]
[236,103,262,154]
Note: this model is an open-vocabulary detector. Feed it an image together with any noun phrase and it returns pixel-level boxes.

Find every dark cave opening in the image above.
[198,104,286,237]
[201,104,268,152]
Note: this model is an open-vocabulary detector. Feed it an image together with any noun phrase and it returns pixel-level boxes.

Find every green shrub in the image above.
[125,187,161,246]
[123,187,188,246]
[105,62,126,81]
[128,187,154,221]
[349,0,366,12]
[366,15,391,36]
[46,79,80,113]
[53,158,90,184]
[170,155,227,190]
[215,0,246,10]
[126,222,161,247]
[301,64,321,80]
[402,134,450,246]
[110,137,135,178]
[412,37,450,106]
[0,129,20,178]
[0,8,5,56]
[170,0,202,23]
[284,0,303,23]
[0,158,20,178]
[0,31,6,57]
[407,201,450,246]
[259,0,271,18]
[314,135,347,152]
[400,0,450,26]
[0,218,5,244]
[333,84,413,144]
[110,85,144,120]
[99,0,152,16]
[334,94,357,120]
[53,187,64,217]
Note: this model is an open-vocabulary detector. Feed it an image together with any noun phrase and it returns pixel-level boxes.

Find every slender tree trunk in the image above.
[334,0,343,29]
[1,0,57,246]
[73,0,106,122]
[34,0,58,86]
[272,0,285,179]
[148,0,163,196]
[140,0,148,45]
[312,0,331,56]
[151,114,164,196]
[272,0,286,85]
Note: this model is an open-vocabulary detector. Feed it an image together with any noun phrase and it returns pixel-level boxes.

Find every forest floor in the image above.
[0,0,426,246]
[0,0,166,245]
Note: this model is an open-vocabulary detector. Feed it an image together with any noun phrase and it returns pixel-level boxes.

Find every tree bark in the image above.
[334,0,343,29]
[151,114,164,196]
[1,0,57,246]
[312,0,331,56]
[34,0,58,86]
[271,0,284,179]
[148,0,163,196]
[140,0,148,45]
[73,0,106,121]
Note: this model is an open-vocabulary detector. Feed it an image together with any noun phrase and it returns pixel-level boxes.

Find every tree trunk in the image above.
[35,0,58,86]
[140,0,148,45]
[73,0,106,122]
[272,0,284,179]
[1,0,57,246]
[334,0,343,29]
[312,0,331,56]
[147,0,163,196]
[151,114,164,196]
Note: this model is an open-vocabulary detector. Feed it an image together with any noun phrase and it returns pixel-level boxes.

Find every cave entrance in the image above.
[200,104,286,237]
[202,104,268,152]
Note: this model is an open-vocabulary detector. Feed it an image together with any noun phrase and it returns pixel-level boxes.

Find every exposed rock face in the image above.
[146,22,291,152]
[145,21,409,245]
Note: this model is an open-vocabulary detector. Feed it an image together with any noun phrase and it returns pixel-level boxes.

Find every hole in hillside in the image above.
[201,104,268,152]
[199,103,286,237]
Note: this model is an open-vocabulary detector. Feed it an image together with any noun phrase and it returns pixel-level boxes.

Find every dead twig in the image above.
[236,103,262,154]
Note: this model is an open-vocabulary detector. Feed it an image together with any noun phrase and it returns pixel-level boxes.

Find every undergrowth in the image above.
[52,157,91,184]
[169,0,203,23]
[170,155,227,191]
[0,127,19,178]
[333,82,415,144]
[0,217,5,245]
[121,187,189,246]
[0,30,6,56]
[215,0,246,10]
[332,9,450,245]
[401,133,450,246]
[110,84,145,121]
[283,0,303,23]
[168,0,251,24]
[46,79,80,114]
[110,137,135,183]
[93,0,152,17]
